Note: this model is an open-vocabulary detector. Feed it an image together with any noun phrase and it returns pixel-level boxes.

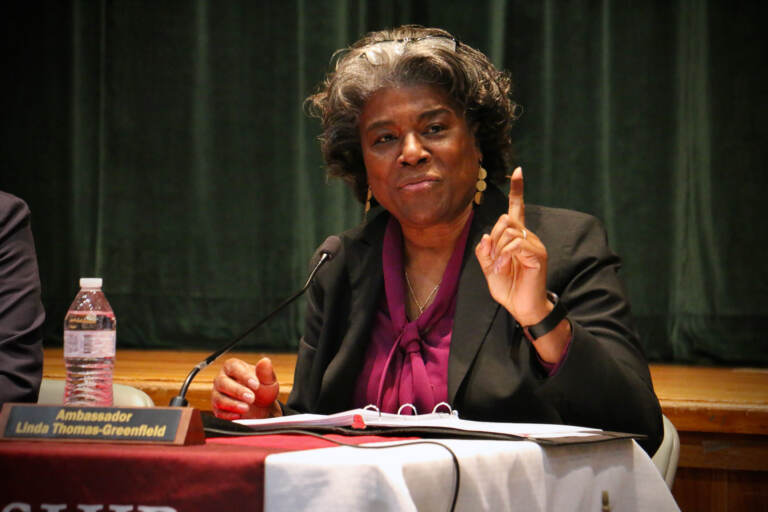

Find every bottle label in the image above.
[64,330,116,358]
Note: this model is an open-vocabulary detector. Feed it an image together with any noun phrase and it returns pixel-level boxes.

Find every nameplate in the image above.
[0,403,205,445]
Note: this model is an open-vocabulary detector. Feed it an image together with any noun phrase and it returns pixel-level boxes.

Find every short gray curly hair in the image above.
[306,25,518,203]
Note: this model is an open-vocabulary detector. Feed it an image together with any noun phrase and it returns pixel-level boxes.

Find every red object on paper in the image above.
[351,414,367,429]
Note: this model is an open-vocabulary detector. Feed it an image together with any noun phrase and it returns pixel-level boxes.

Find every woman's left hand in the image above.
[474,167,552,327]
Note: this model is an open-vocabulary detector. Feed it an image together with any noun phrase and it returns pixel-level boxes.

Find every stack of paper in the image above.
[234,408,616,443]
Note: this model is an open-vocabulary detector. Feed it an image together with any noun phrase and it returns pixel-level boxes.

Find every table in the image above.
[41,349,768,510]
[0,432,678,512]
[261,437,677,511]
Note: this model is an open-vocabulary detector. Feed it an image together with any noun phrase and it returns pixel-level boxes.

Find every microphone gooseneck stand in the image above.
[169,236,340,406]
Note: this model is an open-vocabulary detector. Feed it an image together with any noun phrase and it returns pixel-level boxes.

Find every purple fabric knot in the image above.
[399,323,423,354]
[394,323,433,414]
[353,211,474,415]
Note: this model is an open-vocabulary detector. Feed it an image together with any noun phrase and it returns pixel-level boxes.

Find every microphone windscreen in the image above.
[318,235,342,260]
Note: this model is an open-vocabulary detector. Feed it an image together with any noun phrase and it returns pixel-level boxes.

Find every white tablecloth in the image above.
[264,438,680,512]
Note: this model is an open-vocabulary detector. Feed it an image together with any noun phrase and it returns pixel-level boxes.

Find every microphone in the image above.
[169,235,341,406]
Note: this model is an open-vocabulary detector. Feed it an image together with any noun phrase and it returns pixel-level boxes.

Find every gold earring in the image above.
[474,167,487,205]
[365,186,372,215]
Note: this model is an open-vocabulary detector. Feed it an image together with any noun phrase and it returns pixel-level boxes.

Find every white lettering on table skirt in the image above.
[1,505,177,512]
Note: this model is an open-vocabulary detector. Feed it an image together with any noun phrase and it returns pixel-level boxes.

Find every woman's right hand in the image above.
[211,357,282,420]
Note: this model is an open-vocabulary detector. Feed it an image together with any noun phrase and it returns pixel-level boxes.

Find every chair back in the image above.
[37,378,155,407]
[651,414,680,488]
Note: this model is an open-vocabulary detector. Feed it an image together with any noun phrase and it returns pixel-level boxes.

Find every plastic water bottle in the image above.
[63,277,116,406]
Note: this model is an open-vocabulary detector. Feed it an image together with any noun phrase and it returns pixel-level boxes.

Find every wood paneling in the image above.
[679,432,768,472]
[649,365,768,435]
[43,351,768,431]
[672,468,768,512]
[42,348,297,409]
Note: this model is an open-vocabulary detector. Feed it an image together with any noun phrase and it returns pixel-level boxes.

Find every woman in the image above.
[212,26,663,454]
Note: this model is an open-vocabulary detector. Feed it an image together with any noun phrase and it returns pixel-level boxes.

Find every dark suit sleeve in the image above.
[0,193,45,405]
[537,209,663,454]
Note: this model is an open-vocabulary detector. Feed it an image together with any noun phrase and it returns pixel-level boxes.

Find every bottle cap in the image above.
[79,277,103,289]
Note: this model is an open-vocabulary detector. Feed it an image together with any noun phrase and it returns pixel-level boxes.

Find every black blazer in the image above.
[0,191,44,406]
[287,185,663,454]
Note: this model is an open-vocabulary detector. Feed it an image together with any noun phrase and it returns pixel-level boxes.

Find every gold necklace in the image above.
[405,271,440,315]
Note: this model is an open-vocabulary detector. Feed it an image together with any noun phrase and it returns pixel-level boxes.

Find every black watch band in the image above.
[523,291,568,340]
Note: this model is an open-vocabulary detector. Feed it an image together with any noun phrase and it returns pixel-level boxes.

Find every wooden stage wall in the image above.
[42,349,768,512]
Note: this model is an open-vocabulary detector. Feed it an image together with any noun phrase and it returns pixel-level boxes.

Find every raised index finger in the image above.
[508,166,525,226]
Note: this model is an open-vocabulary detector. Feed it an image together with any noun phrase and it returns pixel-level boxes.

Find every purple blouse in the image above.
[351,211,571,414]
[352,212,474,414]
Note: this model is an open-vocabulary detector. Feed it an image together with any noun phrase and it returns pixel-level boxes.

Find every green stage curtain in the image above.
[2,1,766,364]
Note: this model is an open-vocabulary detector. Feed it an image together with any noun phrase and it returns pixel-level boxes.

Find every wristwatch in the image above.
[523,291,568,341]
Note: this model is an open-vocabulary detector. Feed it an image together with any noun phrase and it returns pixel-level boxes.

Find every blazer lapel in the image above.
[447,187,508,404]
[316,210,387,411]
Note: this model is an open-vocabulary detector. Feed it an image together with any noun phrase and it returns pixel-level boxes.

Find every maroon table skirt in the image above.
[0,433,405,511]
